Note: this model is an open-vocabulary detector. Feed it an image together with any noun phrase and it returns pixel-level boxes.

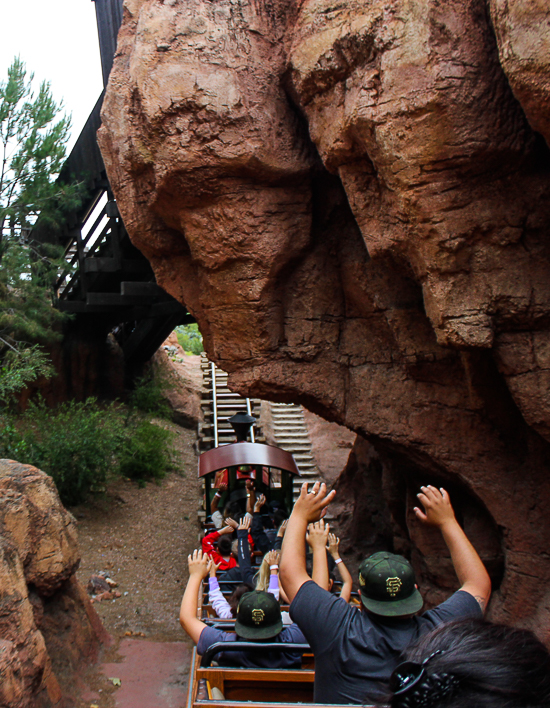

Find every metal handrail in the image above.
[200,642,311,668]
[211,361,219,447]
[246,398,255,443]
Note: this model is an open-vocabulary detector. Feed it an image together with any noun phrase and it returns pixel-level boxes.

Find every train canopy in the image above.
[198,441,300,478]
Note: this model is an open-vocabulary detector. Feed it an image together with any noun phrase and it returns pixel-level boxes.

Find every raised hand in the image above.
[306,519,330,549]
[327,532,341,558]
[414,486,456,528]
[238,515,251,531]
[266,549,280,567]
[224,517,239,531]
[293,482,336,523]
[209,557,221,577]
[188,549,211,578]
[254,493,266,512]
[277,519,288,538]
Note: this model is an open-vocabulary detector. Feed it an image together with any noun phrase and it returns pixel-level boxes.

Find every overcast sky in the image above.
[0,0,104,152]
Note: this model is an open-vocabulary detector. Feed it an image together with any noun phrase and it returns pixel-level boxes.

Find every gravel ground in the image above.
[69,422,201,707]
[73,423,200,642]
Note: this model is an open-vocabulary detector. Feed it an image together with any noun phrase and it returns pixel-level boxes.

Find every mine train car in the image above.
[199,413,301,521]
[192,415,376,708]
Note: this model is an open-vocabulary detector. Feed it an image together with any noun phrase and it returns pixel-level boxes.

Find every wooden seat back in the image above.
[194,703,376,708]
[197,666,315,702]
[187,649,375,708]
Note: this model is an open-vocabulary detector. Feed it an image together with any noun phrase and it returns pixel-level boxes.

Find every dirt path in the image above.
[71,423,201,708]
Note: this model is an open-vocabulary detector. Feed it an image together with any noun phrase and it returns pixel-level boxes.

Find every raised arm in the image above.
[179,550,211,644]
[327,533,353,602]
[211,482,227,514]
[250,493,272,554]
[280,481,336,603]
[265,549,281,600]
[202,524,234,557]
[245,479,256,516]
[208,558,233,619]
[306,520,331,590]
[415,486,491,613]
[274,519,287,552]
[237,515,255,586]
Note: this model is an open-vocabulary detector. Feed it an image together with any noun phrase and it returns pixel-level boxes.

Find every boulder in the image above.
[0,461,107,707]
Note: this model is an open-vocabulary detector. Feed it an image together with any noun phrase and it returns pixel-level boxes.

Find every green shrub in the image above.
[0,346,54,405]
[0,415,33,461]
[175,323,203,355]
[0,397,176,505]
[118,419,173,485]
[0,398,125,506]
[128,371,172,419]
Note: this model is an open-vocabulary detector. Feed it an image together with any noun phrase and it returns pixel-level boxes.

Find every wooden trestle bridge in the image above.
[32,0,193,372]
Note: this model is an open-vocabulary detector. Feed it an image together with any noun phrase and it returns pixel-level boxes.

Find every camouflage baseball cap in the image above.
[358,552,423,617]
[235,591,283,640]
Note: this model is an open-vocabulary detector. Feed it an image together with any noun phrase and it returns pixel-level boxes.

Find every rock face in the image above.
[0,460,107,708]
[99,0,550,634]
[302,410,355,487]
[153,333,204,427]
[490,0,550,146]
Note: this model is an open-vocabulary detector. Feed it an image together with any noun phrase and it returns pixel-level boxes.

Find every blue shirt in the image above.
[197,623,307,669]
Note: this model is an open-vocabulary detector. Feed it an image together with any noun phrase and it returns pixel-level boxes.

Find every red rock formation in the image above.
[490,0,550,146]
[153,333,204,427]
[302,410,355,487]
[98,0,550,635]
[0,461,107,707]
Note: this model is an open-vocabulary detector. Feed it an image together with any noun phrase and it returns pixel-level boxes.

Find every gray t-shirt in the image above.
[290,581,482,704]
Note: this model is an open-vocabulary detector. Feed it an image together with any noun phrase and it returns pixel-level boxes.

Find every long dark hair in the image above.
[228,583,254,617]
[388,618,550,708]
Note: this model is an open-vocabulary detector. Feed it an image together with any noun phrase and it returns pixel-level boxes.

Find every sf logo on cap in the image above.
[386,577,402,597]
[251,609,265,625]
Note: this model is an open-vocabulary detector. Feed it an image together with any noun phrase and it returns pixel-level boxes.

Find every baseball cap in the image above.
[235,591,283,639]
[358,552,423,617]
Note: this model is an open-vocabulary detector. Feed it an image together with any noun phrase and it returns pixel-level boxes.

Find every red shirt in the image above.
[201,530,237,571]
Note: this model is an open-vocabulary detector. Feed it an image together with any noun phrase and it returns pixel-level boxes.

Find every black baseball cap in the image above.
[235,591,283,639]
[358,552,423,617]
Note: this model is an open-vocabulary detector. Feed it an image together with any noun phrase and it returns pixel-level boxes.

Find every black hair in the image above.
[272,509,288,527]
[224,501,242,519]
[217,536,232,556]
[228,583,254,617]
[387,618,550,708]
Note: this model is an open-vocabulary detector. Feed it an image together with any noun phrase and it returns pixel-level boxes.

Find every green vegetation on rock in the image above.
[175,323,203,355]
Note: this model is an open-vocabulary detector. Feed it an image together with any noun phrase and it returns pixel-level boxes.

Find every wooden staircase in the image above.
[198,357,263,451]
[268,403,320,501]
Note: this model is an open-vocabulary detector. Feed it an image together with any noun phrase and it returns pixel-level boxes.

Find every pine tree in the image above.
[0,57,82,402]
